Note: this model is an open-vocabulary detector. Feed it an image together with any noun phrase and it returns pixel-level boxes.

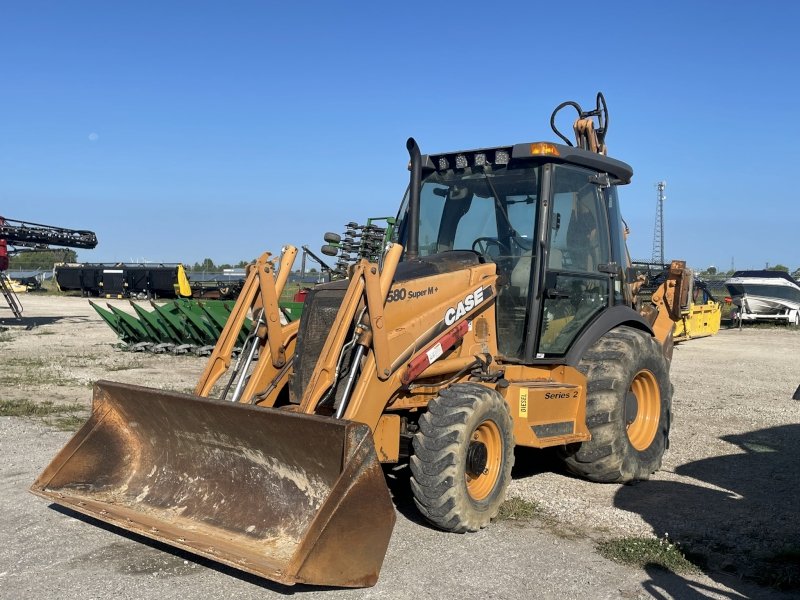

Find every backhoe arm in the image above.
[642,260,688,348]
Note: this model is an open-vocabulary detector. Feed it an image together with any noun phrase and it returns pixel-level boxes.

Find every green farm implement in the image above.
[91,218,394,355]
[90,298,303,355]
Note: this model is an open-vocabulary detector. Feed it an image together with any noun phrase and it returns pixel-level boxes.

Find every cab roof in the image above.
[421,141,633,185]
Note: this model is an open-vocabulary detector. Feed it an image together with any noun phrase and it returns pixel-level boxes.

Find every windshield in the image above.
[395,164,541,361]
[395,164,540,263]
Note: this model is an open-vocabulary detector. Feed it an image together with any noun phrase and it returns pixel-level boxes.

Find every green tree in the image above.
[707,266,717,275]
[768,264,789,272]
[8,249,78,271]
[190,258,217,272]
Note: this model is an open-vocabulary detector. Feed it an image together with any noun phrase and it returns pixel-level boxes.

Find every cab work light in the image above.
[530,142,560,156]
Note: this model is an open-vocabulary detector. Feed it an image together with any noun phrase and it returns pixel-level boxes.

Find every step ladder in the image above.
[0,273,23,319]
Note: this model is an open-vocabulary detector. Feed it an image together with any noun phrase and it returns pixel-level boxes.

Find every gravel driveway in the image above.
[1,295,798,599]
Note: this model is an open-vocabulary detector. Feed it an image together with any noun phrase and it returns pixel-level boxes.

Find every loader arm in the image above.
[297,243,500,433]
[194,246,297,397]
[297,243,403,413]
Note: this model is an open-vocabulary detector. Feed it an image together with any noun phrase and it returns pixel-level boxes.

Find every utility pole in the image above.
[652,181,666,265]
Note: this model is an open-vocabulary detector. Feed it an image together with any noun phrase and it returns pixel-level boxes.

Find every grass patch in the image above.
[752,547,800,591]
[3,357,46,367]
[0,399,87,432]
[0,398,82,418]
[0,371,80,387]
[40,280,82,297]
[0,357,85,387]
[0,332,12,342]
[494,497,543,522]
[596,536,702,574]
[105,362,145,371]
[160,385,198,394]
[34,330,57,336]
[54,413,87,432]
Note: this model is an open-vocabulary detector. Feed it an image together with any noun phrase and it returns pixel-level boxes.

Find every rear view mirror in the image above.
[627,267,642,282]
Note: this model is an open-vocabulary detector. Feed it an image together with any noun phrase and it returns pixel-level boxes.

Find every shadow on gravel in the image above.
[0,315,90,328]
[383,462,432,528]
[641,564,750,600]
[382,446,570,530]
[511,446,569,479]
[615,424,800,595]
[47,504,344,595]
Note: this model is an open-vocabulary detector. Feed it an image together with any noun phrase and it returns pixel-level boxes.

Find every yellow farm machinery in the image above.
[33,94,689,587]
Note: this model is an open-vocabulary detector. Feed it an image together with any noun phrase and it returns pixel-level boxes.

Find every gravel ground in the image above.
[1,294,799,599]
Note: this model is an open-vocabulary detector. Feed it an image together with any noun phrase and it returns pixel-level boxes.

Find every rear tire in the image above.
[564,326,672,483]
[410,383,514,532]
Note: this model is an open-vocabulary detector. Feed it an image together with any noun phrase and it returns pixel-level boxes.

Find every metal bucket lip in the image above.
[88,379,350,426]
[28,487,294,580]
[84,380,371,454]
[30,380,395,587]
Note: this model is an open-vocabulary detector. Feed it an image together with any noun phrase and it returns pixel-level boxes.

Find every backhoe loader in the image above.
[32,94,687,588]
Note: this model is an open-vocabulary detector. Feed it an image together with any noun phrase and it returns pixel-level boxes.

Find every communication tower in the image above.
[652,181,666,264]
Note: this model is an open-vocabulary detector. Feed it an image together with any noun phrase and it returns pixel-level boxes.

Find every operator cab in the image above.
[394,142,634,363]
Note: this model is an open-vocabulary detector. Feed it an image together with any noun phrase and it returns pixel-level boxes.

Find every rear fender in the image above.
[564,305,654,366]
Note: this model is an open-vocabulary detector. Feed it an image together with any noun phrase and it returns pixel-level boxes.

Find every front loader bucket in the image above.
[30,381,396,587]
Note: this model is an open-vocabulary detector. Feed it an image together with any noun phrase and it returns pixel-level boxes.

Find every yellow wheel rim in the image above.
[626,370,661,451]
[465,419,502,501]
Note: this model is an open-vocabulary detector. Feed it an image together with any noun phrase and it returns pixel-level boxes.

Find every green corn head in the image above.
[90,299,304,355]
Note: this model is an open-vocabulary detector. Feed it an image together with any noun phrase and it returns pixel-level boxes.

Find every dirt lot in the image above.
[1,294,799,599]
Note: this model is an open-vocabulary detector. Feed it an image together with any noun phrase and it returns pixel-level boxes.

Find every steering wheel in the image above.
[471,237,510,260]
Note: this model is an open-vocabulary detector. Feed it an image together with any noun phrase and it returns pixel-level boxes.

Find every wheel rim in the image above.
[626,370,661,451]
[465,419,502,501]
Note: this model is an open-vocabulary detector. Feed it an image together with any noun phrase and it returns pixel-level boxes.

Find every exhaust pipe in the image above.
[405,137,422,261]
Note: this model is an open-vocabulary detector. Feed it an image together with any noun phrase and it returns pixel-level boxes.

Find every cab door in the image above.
[534,164,613,357]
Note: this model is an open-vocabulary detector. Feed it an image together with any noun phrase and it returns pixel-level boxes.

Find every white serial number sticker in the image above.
[426,343,443,364]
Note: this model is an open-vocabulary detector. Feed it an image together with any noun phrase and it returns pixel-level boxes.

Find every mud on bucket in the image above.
[30,380,396,587]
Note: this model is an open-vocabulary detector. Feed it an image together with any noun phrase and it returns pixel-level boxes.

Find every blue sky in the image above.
[2,1,798,271]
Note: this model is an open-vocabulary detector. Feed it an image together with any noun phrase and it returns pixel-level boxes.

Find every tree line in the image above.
[7,250,78,270]
[699,264,800,278]
[7,251,800,280]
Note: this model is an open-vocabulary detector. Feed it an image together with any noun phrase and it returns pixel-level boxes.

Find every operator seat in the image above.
[510,248,563,297]
[566,195,599,272]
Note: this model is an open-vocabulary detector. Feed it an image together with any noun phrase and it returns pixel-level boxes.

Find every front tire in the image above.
[410,383,515,532]
[564,326,672,483]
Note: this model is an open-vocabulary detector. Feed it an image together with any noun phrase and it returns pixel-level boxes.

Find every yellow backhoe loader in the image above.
[31,94,688,588]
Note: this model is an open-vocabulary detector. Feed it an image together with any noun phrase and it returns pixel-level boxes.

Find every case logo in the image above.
[444,286,486,326]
